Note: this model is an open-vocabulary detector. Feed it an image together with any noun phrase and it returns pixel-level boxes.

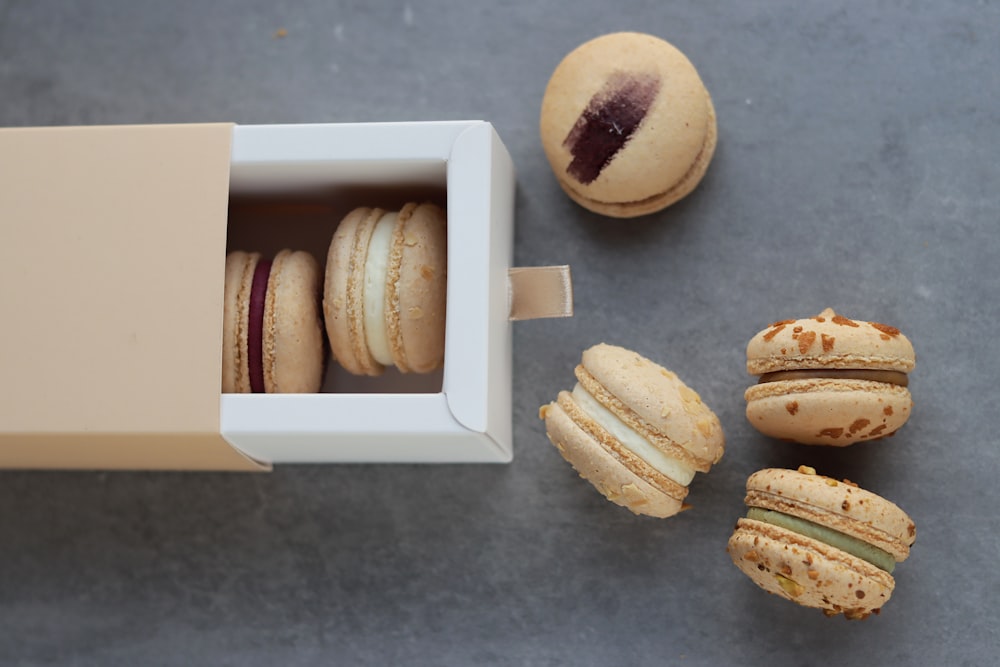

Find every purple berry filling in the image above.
[562,70,662,185]
[247,259,272,393]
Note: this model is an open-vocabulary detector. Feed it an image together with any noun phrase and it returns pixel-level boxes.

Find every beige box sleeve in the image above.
[0,124,263,470]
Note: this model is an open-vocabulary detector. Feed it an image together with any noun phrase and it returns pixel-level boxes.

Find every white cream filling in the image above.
[363,212,397,366]
[571,383,695,486]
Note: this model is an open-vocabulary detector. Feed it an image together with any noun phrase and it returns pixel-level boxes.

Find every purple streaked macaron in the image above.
[540,32,717,218]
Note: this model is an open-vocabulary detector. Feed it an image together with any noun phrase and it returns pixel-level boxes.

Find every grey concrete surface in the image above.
[2,1,999,665]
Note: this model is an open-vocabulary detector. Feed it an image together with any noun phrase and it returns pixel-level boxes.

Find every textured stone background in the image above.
[1,1,998,664]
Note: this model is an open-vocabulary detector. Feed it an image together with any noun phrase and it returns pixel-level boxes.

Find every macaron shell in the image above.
[263,249,324,393]
[324,207,385,376]
[744,468,916,561]
[386,202,447,373]
[222,250,260,393]
[540,32,715,216]
[747,309,915,375]
[541,400,685,518]
[580,343,725,470]
[728,519,894,618]
[745,379,913,446]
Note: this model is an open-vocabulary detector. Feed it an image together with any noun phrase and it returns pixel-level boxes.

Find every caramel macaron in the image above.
[540,343,725,518]
[539,32,717,218]
[745,308,915,445]
[324,202,447,376]
[222,249,325,393]
[727,466,916,619]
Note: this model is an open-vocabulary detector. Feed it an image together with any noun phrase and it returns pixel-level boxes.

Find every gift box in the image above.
[0,121,571,469]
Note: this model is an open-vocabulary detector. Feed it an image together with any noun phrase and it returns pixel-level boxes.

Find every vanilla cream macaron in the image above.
[324,202,447,376]
[540,343,725,517]
[727,466,916,619]
[223,249,325,393]
[745,308,915,445]
[539,32,717,218]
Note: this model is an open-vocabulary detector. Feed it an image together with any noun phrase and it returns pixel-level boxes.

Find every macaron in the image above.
[539,32,717,218]
[324,202,447,376]
[745,308,915,445]
[539,343,725,518]
[727,466,916,619]
[222,249,325,393]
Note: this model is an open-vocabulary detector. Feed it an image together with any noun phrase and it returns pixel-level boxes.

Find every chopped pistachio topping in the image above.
[747,507,895,573]
[774,573,805,598]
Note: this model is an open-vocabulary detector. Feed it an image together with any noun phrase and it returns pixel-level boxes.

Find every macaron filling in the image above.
[247,258,272,394]
[757,368,910,387]
[757,368,908,387]
[363,212,397,366]
[746,507,896,573]
[571,383,695,486]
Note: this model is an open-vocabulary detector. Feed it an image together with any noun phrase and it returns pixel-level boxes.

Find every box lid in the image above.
[0,124,263,470]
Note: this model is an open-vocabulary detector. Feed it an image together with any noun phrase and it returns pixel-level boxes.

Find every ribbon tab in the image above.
[508,266,573,321]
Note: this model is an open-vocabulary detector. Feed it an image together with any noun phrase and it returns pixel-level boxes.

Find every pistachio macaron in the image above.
[727,466,916,619]
[539,32,717,218]
[324,202,447,376]
[745,308,915,445]
[540,343,725,518]
[222,249,325,393]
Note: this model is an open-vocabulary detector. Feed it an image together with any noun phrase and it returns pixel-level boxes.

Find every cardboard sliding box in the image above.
[0,121,571,470]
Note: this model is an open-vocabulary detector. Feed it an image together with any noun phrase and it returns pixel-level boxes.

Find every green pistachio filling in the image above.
[747,507,896,573]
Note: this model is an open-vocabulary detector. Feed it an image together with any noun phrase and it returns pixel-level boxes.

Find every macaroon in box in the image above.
[0,121,572,470]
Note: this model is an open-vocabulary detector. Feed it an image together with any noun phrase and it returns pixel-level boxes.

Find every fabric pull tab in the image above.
[508,266,573,321]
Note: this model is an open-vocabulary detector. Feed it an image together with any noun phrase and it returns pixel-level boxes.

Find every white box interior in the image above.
[220,122,515,464]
